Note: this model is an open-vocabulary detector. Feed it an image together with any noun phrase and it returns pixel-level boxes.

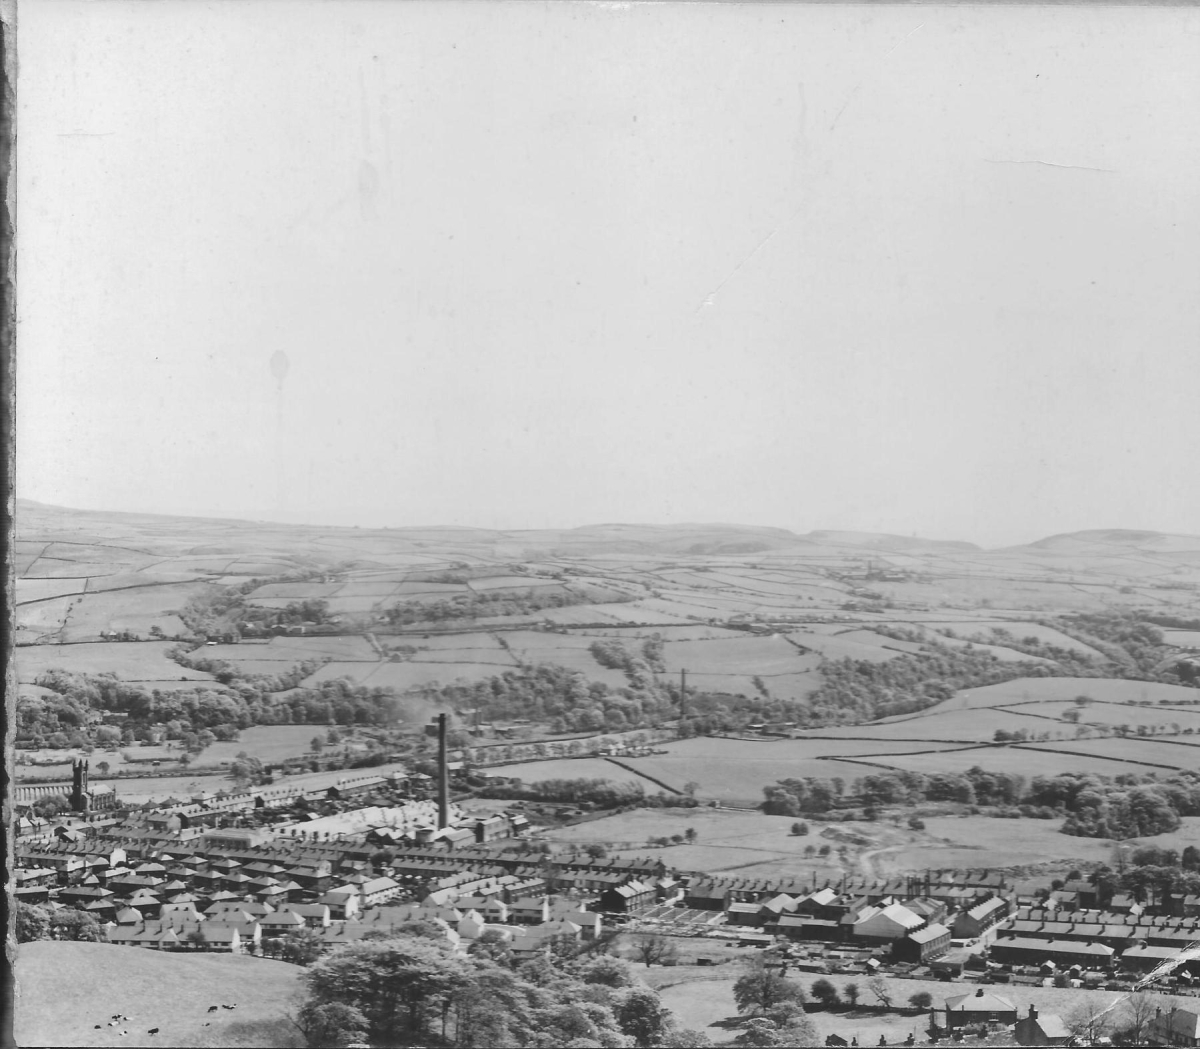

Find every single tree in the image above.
[1066,999,1114,1045]
[635,934,678,968]
[617,988,672,1048]
[1121,991,1159,1045]
[909,991,933,1010]
[844,982,860,1008]
[867,976,893,1009]
[810,978,840,1009]
[733,965,806,1015]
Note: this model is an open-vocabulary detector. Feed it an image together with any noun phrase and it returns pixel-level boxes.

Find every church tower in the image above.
[70,758,90,812]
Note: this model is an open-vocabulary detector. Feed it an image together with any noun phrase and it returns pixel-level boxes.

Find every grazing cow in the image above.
[94,1025,101,1029]
[207,1006,219,1013]
[148,1029,159,1035]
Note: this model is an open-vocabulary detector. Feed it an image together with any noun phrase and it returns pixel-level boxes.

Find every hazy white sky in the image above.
[17,2,1200,547]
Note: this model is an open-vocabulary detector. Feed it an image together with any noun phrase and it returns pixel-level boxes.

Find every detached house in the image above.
[944,990,1017,1030]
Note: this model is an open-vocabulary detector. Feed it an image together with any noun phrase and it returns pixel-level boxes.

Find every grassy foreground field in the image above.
[14,941,304,1048]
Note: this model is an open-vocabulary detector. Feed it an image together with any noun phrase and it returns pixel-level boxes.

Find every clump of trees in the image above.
[15,902,106,943]
[477,776,648,808]
[383,586,630,627]
[294,931,703,1048]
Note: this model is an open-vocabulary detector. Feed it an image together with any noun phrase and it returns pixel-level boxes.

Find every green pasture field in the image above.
[200,725,342,766]
[785,631,910,663]
[263,635,378,660]
[701,570,844,599]
[40,542,149,563]
[14,940,304,1049]
[319,596,395,615]
[867,745,1152,779]
[653,591,766,614]
[137,556,240,575]
[391,631,503,649]
[468,576,565,591]
[615,738,983,805]
[660,636,822,676]
[803,706,1083,744]
[55,583,213,641]
[1009,699,1200,731]
[586,624,750,641]
[14,642,217,683]
[905,630,1057,664]
[15,595,77,638]
[24,559,127,578]
[300,661,380,685]
[412,648,522,666]
[15,578,89,602]
[487,757,647,785]
[920,620,1108,656]
[672,670,811,698]
[896,677,1200,718]
[87,571,216,591]
[307,659,514,690]
[890,814,1200,874]
[546,807,862,878]
[246,581,343,599]
[391,580,471,595]
[334,580,404,598]
[1019,735,1200,770]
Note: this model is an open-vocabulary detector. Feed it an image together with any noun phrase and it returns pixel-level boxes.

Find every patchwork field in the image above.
[487,757,647,786]
[1019,735,1200,771]
[14,642,218,684]
[546,807,854,878]
[617,737,986,805]
[866,746,1148,779]
[886,814,1200,874]
[891,676,1200,718]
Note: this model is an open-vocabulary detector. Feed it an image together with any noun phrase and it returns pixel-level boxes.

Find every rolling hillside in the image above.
[13,940,304,1048]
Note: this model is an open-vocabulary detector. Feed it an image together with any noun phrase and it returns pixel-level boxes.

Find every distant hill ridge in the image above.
[13,499,1197,554]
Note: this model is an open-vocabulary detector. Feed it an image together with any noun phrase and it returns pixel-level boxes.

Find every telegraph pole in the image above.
[679,669,687,737]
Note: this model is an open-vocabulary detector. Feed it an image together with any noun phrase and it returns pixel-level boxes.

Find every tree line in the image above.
[762,767,1198,839]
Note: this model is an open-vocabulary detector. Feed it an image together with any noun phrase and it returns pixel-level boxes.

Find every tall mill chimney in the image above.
[437,712,450,830]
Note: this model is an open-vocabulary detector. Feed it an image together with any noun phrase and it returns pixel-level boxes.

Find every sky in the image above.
[16,1,1200,548]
